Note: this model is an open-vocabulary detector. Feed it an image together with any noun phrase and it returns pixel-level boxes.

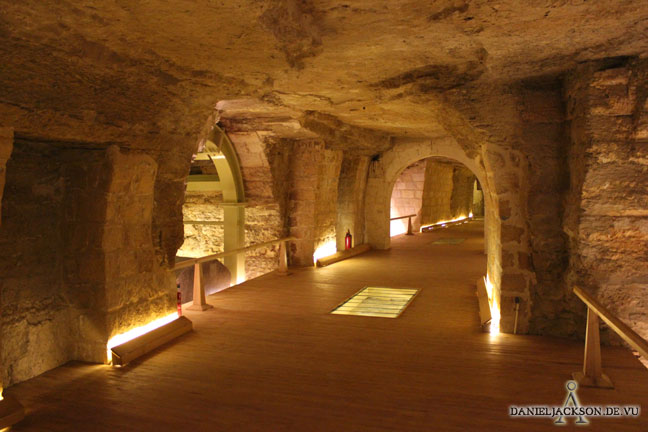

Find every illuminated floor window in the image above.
[430,238,465,245]
[331,287,419,318]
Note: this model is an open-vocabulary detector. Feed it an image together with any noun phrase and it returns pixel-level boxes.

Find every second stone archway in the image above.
[363,137,501,331]
[188,125,246,285]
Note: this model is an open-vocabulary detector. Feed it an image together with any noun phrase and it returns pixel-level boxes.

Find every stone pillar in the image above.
[223,203,245,285]
[364,158,391,250]
[485,147,531,334]
[0,127,24,427]
[71,145,176,363]
[289,141,343,265]
[0,128,11,223]
[420,160,454,225]
[103,146,176,356]
[472,180,484,217]
[336,155,369,250]
[0,128,13,397]
[450,165,475,219]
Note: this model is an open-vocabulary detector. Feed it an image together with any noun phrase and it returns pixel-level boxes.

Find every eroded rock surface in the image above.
[1,1,648,384]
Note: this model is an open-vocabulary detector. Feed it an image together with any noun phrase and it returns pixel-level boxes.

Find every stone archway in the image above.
[365,137,491,249]
[181,125,246,286]
[389,157,477,236]
[364,137,502,331]
[180,109,288,285]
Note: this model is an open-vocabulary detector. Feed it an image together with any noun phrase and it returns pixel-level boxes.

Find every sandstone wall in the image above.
[420,160,454,225]
[0,128,11,222]
[289,141,343,265]
[390,160,425,234]
[472,181,484,217]
[101,147,176,354]
[0,139,73,385]
[336,155,369,250]
[0,141,177,384]
[231,133,288,278]
[244,203,284,279]
[512,81,572,336]
[0,128,10,393]
[178,193,225,258]
[450,165,475,219]
[418,160,475,227]
[363,138,489,248]
[177,130,288,288]
[564,59,648,343]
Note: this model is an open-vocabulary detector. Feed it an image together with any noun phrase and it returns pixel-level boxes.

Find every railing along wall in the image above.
[174,237,295,311]
[572,286,648,388]
[390,214,416,236]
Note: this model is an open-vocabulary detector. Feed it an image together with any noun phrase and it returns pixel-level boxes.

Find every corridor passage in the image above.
[7,222,648,431]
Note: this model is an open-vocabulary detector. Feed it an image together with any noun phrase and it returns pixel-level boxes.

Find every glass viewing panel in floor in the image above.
[430,238,465,245]
[331,287,419,318]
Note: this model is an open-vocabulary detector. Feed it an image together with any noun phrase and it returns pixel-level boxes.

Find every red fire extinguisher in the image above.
[345,230,352,250]
[176,284,182,317]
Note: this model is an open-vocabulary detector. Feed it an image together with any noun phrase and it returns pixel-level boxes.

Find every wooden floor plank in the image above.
[6,221,648,431]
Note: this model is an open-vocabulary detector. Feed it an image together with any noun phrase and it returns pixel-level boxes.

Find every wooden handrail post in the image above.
[406,216,414,235]
[572,307,613,388]
[276,239,290,276]
[187,263,213,311]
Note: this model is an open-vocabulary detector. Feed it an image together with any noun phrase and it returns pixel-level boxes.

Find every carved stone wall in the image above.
[564,59,648,342]
[390,160,425,234]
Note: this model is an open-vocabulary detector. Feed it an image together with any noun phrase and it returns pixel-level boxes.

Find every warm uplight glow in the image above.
[469,211,474,218]
[0,387,3,401]
[390,219,408,237]
[106,313,178,364]
[419,214,470,232]
[313,240,337,263]
[231,273,247,287]
[484,275,500,335]
[490,299,501,335]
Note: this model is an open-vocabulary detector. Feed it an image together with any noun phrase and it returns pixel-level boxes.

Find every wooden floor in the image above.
[7,221,648,431]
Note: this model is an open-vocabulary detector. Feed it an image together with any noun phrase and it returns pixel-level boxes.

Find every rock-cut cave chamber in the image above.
[0,1,647,430]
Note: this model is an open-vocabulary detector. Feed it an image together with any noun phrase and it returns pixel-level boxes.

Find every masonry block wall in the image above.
[472,181,484,217]
[1,139,75,384]
[230,132,285,279]
[420,160,454,226]
[178,130,287,288]
[101,147,176,355]
[336,155,369,250]
[0,128,13,391]
[450,165,475,218]
[0,142,177,384]
[0,128,11,222]
[289,141,343,265]
[179,192,225,258]
[512,82,572,336]
[390,160,425,233]
[564,59,648,343]
[391,158,476,232]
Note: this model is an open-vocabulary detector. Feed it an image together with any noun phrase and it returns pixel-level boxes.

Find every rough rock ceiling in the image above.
[1,0,647,148]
